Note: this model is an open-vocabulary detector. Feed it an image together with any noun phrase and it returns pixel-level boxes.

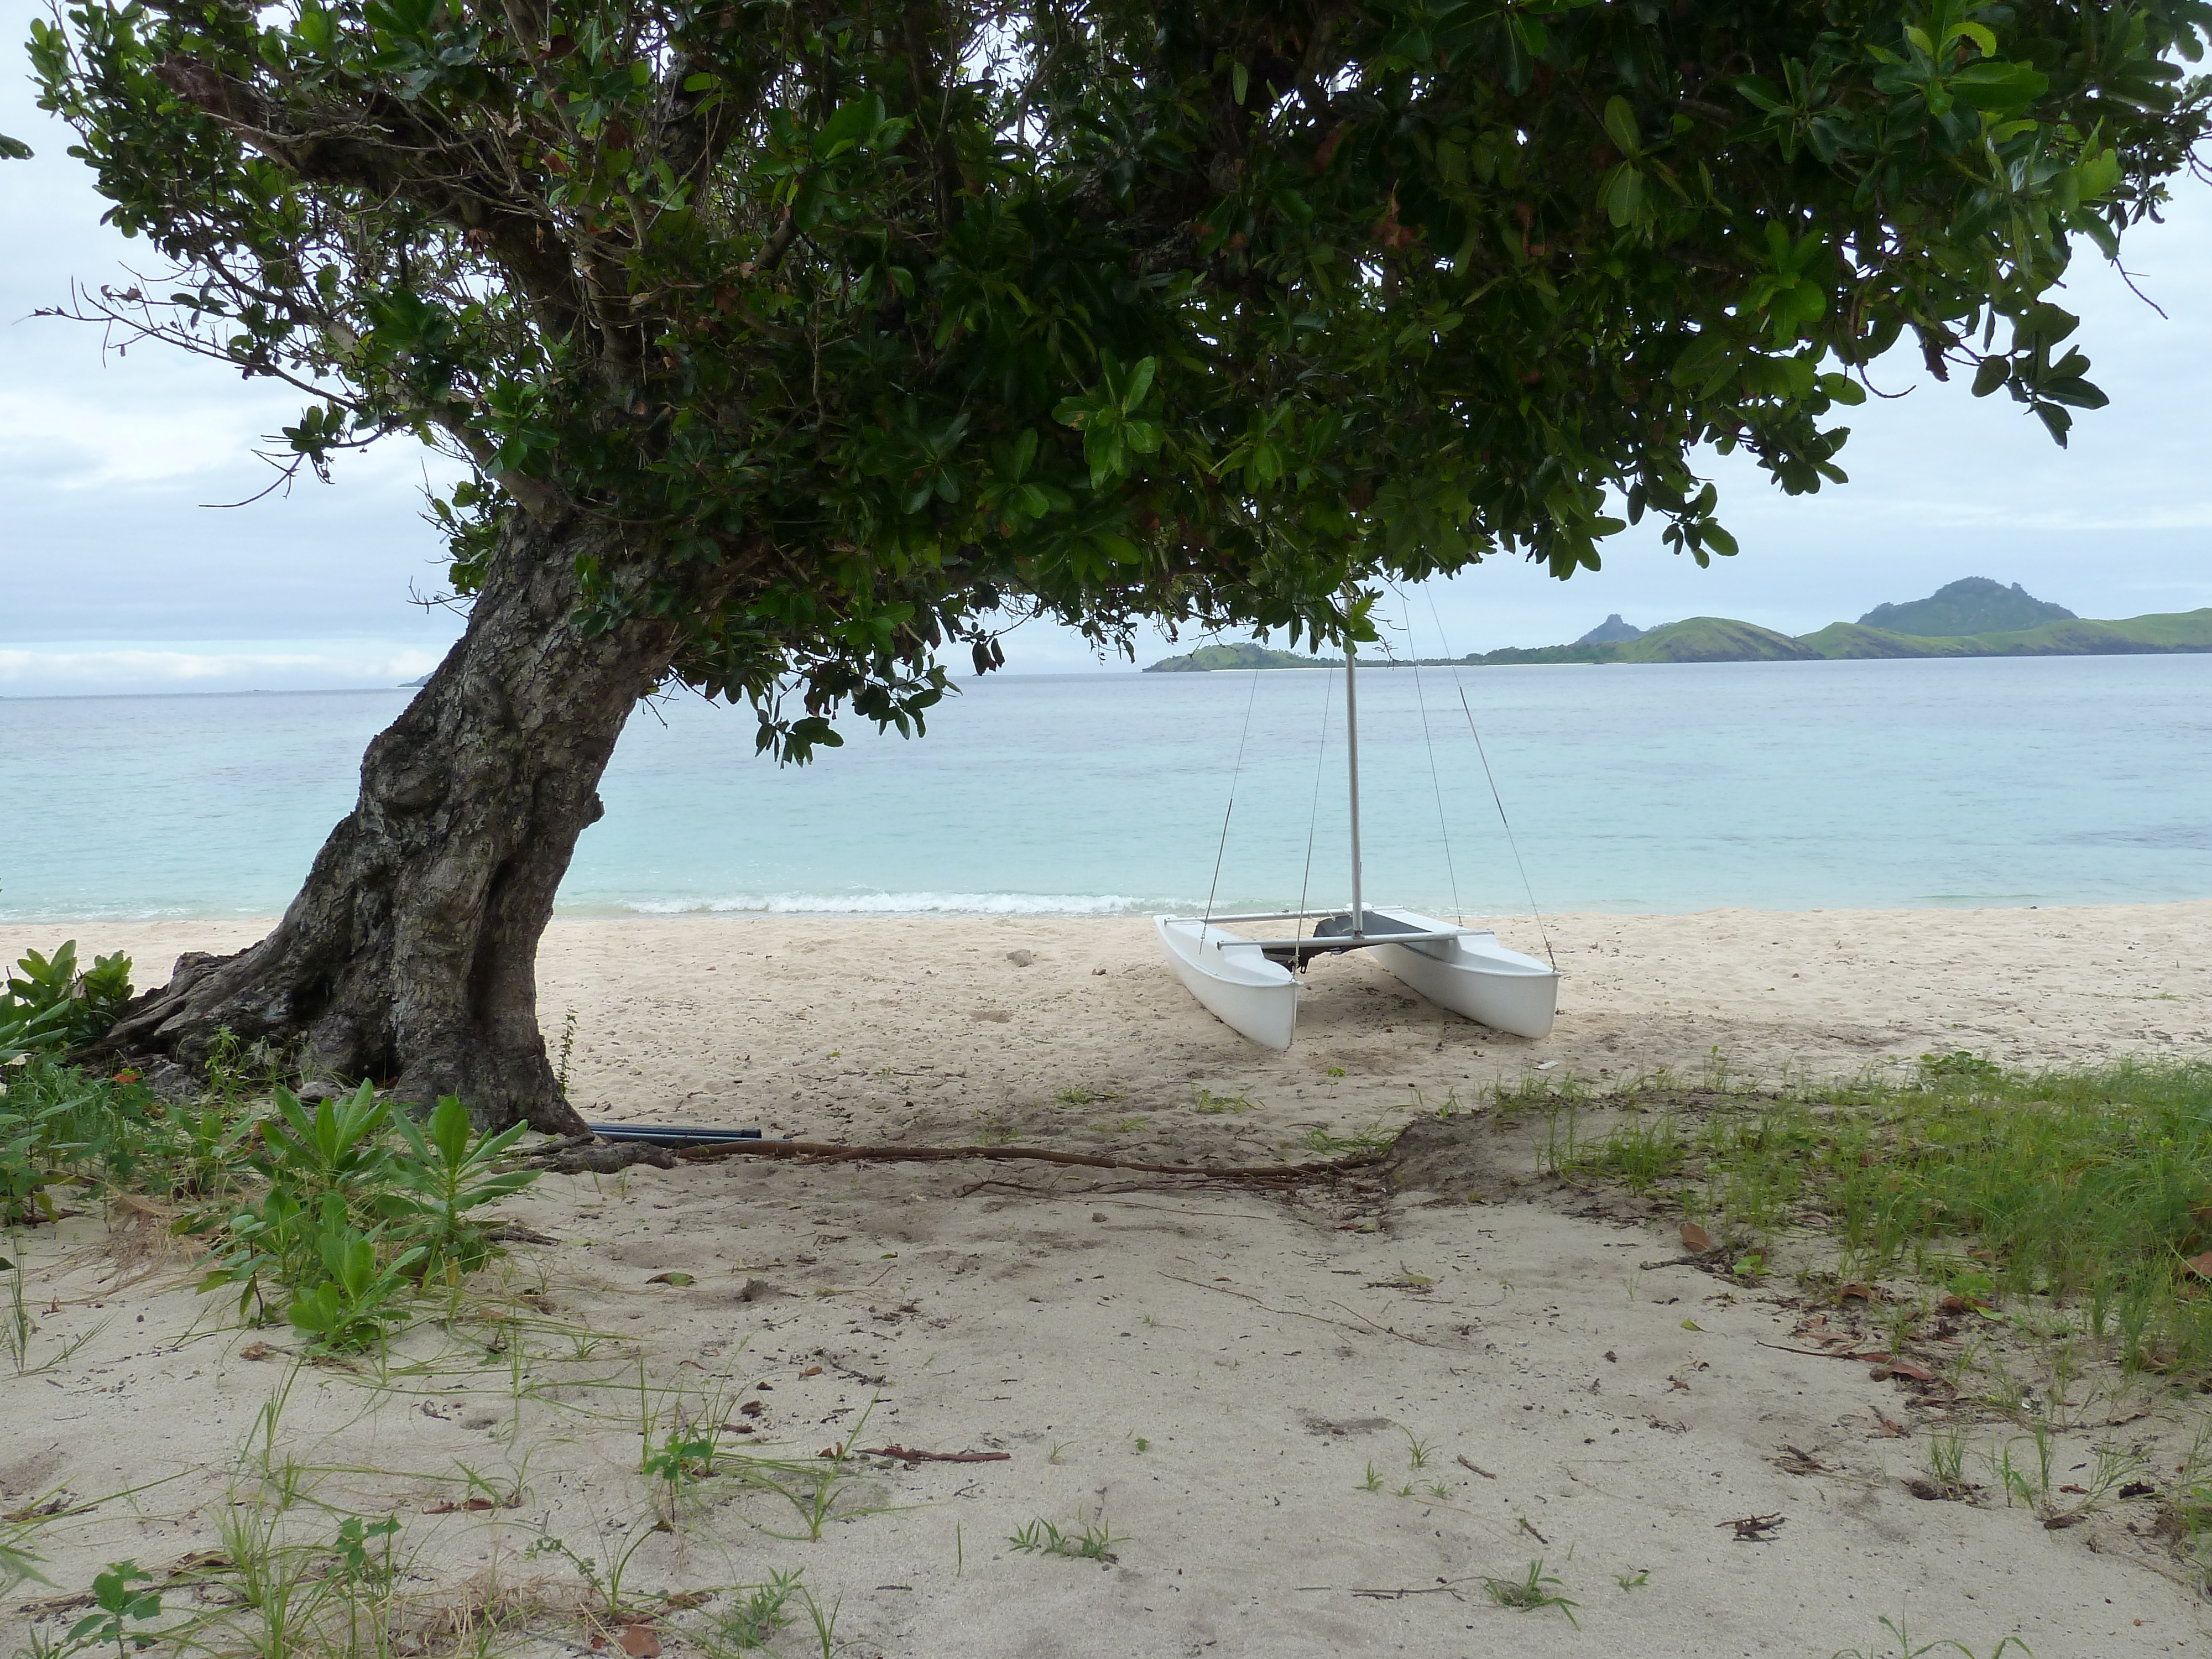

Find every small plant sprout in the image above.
[968,1110,1021,1145]
[1924,1429,1970,1498]
[1008,1517,1120,1562]
[1360,1463,1384,1493]
[1190,1088,1256,1114]
[526,1522,661,1620]
[1616,1568,1650,1590]
[555,1006,578,1092]
[1402,1430,1435,1469]
[1483,1559,1579,1626]
[1132,1436,1149,1453]
[711,1571,803,1652]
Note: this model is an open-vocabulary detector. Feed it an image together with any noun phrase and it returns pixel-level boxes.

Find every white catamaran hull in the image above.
[1154,916,1300,1050]
[1364,907,1558,1039]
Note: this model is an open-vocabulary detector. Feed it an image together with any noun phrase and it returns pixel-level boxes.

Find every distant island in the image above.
[1145,641,1341,672]
[1143,578,2212,671]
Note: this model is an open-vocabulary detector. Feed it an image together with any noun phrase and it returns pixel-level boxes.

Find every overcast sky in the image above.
[3,3,2206,696]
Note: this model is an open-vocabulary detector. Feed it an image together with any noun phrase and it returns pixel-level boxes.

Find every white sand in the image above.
[4,903,2210,1657]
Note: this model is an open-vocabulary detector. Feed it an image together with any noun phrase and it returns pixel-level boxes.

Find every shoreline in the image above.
[10,889,2212,926]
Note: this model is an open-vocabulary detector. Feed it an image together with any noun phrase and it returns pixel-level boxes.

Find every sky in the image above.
[2,3,2206,696]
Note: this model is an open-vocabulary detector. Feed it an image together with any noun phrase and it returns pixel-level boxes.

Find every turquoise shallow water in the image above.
[3,655,2209,921]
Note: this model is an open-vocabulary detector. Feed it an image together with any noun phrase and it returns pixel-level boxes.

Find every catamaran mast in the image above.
[1344,641,1364,936]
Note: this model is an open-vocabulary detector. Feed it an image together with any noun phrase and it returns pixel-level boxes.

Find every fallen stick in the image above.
[852,1446,1011,1466]
[523,1135,1385,1183]
[1455,1455,1498,1480]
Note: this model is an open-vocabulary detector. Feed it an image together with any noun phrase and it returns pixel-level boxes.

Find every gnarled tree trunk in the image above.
[105,510,687,1133]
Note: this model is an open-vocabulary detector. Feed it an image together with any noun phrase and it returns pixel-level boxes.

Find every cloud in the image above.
[0,641,447,696]
[0,384,291,489]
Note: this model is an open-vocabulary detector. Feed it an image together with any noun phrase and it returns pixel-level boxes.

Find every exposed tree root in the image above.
[514,1134,1385,1185]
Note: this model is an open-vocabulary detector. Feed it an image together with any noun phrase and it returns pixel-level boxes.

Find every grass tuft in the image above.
[1481,1559,1578,1625]
[1562,1058,2212,1378]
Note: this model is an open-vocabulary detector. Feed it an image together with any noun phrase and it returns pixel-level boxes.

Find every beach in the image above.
[4,902,2210,1656]
[18,901,2206,1142]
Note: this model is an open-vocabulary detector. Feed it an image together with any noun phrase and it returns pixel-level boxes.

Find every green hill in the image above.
[1614,617,1820,663]
[1803,609,2212,660]
[1142,593,2212,672]
[1144,641,1339,672]
[1796,622,1981,658]
[1576,613,1645,644]
[1858,577,2075,637]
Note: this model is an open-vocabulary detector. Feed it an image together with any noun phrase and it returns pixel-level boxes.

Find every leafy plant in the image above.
[328,1515,401,1588]
[0,1119,56,1226]
[65,1561,163,1659]
[0,943,132,1062]
[283,1210,425,1349]
[382,1097,536,1277]
[526,1524,660,1621]
[183,1082,540,1347]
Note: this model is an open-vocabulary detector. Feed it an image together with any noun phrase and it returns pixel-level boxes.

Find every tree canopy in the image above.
[36,0,2210,754]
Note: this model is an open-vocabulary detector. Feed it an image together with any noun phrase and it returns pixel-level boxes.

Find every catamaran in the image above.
[1154,641,1559,1050]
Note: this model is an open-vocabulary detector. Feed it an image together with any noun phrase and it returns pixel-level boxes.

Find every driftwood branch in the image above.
[518,1134,1384,1184]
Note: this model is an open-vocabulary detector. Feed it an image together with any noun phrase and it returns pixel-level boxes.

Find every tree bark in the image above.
[104,511,685,1133]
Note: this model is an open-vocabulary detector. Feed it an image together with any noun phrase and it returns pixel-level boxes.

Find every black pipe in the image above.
[584,1122,770,1147]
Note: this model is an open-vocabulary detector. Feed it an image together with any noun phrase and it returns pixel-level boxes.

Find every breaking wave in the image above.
[612,890,1167,918]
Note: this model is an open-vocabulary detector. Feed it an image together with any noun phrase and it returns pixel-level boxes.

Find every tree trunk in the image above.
[105,511,685,1134]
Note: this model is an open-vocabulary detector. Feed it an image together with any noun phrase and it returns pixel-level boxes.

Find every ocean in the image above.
[3,655,2209,923]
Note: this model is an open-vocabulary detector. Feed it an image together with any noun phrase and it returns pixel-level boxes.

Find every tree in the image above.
[34,0,2209,1130]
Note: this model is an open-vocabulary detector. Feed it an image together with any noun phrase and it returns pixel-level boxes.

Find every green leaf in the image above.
[1121,356,1156,413]
[1949,61,2048,113]
[1970,355,2009,397]
[1600,164,1642,228]
[2072,149,2121,202]
[1733,75,1786,114]
[1601,96,1639,156]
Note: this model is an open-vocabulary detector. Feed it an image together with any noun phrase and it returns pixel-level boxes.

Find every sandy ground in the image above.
[20,901,2209,1141]
[3,903,2210,1658]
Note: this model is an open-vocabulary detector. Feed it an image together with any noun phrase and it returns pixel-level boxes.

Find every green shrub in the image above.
[0,941,133,1062]
[190,1084,538,1348]
[2,1050,539,1350]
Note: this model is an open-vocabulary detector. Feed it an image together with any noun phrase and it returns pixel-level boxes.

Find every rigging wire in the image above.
[1420,587,1558,971]
[1377,604,1464,926]
[1201,664,1266,926]
[1291,665,1337,956]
